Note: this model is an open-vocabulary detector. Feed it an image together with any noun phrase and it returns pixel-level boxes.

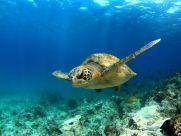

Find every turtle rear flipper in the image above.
[114,85,121,92]
[102,38,161,76]
[96,89,102,93]
[52,70,69,80]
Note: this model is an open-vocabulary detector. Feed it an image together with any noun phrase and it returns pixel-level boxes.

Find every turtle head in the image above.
[68,65,96,87]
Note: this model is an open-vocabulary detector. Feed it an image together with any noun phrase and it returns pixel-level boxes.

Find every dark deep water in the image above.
[0,0,180,98]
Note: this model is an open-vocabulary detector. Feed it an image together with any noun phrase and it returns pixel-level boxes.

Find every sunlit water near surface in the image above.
[0,0,180,135]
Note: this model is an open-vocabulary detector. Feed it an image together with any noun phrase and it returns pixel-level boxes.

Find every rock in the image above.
[160,119,174,136]
[131,104,168,135]
[60,115,82,135]
[133,104,160,128]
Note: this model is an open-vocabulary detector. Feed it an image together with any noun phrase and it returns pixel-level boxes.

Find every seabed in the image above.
[0,73,180,136]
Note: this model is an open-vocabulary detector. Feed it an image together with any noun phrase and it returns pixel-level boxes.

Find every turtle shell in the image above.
[82,53,120,72]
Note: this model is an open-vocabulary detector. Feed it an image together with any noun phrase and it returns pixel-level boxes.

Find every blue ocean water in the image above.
[0,0,180,98]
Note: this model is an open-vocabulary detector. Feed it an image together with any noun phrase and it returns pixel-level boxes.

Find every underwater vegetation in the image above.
[0,73,180,136]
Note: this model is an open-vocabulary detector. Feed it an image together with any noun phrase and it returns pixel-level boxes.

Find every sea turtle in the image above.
[53,39,161,92]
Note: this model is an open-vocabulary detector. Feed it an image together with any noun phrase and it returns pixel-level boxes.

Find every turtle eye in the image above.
[76,71,83,79]
[82,70,92,81]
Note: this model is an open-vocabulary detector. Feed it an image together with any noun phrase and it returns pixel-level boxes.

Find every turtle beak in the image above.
[52,70,70,80]
[71,77,87,87]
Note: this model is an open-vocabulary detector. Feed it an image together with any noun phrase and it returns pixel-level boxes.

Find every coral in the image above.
[152,91,169,103]
[125,95,140,104]
[0,127,2,136]
[128,118,138,130]
[0,73,180,136]
[142,73,181,118]
[39,91,62,106]
[161,115,181,136]
[14,120,23,127]
[45,117,63,135]
[21,105,46,120]
[176,102,181,114]
[104,125,119,136]
[174,120,181,136]
[33,105,46,118]
[110,95,141,118]
[110,96,124,104]
[67,99,79,109]
[94,102,103,110]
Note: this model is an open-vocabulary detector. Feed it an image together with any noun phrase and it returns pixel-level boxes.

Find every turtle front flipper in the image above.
[52,70,70,80]
[102,38,161,76]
